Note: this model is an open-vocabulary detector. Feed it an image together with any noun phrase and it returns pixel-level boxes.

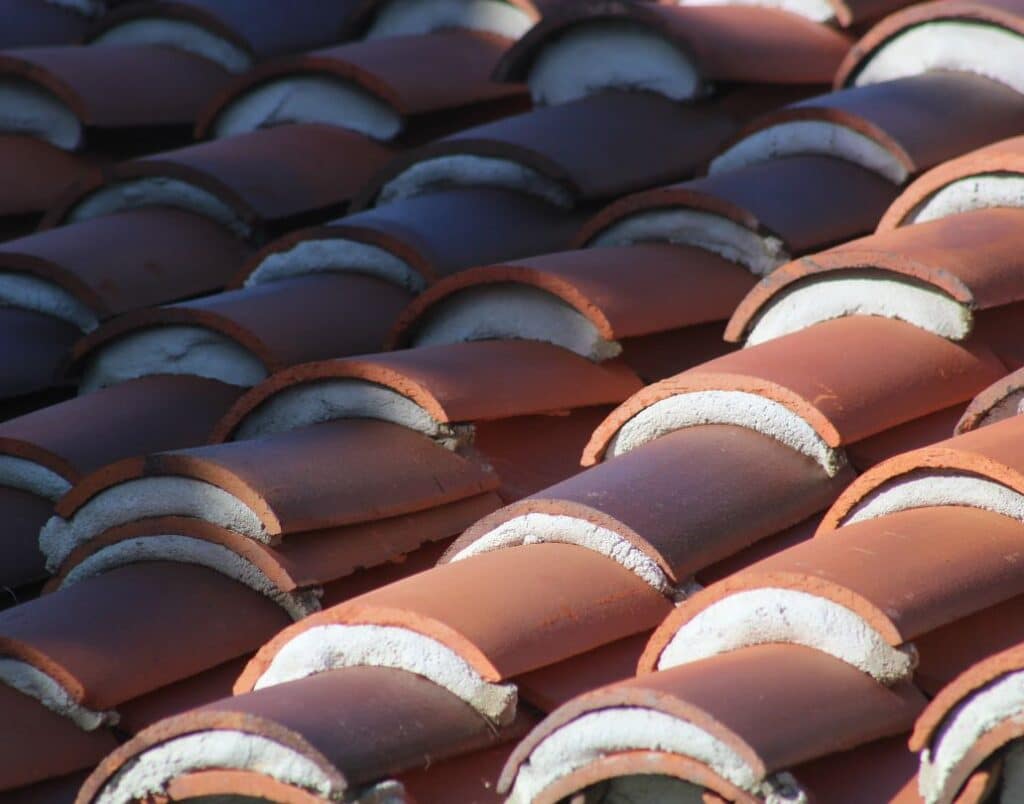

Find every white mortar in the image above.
[0,658,116,731]
[79,325,268,393]
[527,21,701,105]
[252,623,518,726]
[449,512,677,597]
[212,76,402,141]
[0,272,99,332]
[66,178,251,238]
[365,0,534,39]
[677,0,832,23]
[508,707,807,803]
[95,731,338,804]
[376,155,574,208]
[920,670,1024,804]
[245,238,425,292]
[606,391,844,476]
[409,284,621,361]
[853,21,1024,94]
[656,588,916,684]
[0,78,81,150]
[39,476,268,572]
[908,174,1024,226]
[59,535,320,620]
[589,209,788,276]
[232,379,462,447]
[842,472,1024,528]
[710,121,906,183]
[0,454,71,501]
[745,271,970,345]
[91,18,252,73]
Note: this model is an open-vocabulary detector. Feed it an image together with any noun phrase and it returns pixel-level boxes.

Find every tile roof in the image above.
[4,0,1024,801]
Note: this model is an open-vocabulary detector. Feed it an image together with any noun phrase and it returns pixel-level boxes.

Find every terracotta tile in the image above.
[42,124,396,235]
[956,368,1024,434]
[617,321,738,384]
[846,404,966,472]
[0,486,61,590]
[237,187,585,288]
[502,644,925,799]
[791,735,920,804]
[0,308,79,400]
[0,562,288,710]
[214,340,642,442]
[0,375,243,483]
[514,632,651,713]
[342,0,546,38]
[71,274,412,382]
[717,72,1024,182]
[198,29,525,143]
[820,413,1024,532]
[586,317,1004,466]
[836,0,1024,92]
[913,594,1024,696]
[695,514,821,586]
[0,207,249,324]
[356,91,739,208]
[164,770,331,803]
[237,543,672,692]
[0,683,116,792]
[80,667,532,802]
[0,136,96,219]
[970,300,1024,371]
[392,245,755,348]
[727,207,1024,343]
[1,769,90,804]
[91,0,365,68]
[879,134,1024,232]
[397,740,522,804]
[651,507,1024,668]
[0,0,95,48]
[575,155,898,257]
[454,425,848,586]
[56,418,500,538]
[498,3,852,89]
[0,45,230,150]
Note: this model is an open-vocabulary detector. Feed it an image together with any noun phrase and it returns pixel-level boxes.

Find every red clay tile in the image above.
[451,425,849,587]
[355,91,738,208]
[2,769,91,804]
[397,740,522,804]
[236,187,585,289]
[502,644,925,801]
[0,375,242,484]
[497,2,852,91]
[713,73,1024,183]
[879,135,1024,232]
[0,683,117,792]
[820,413,1024,532]
[836,0,1024,92]
[585,317,1004,466]
[0,561,287,711]
[42,124,396,235]
[574,156,899,260]
[80,667,533,803]
[197,29,525,143]
[54,418,500,544]
[956,368,1024,434]
[727,207,1024,344]
[0,207,249,328]
[614,322,737,384]
[695,514,820,587]
[846,404,966,472]
[0,486,58,591]
[164,770,330,803]
[391,245,755,349]
[647,506,1024,674]
[342,0,545,39]
[90,0,365,70]
[213,340,642,442]
[237,543,672,692]
[0,0,96,49]
[0,308,79,400]
[514,632,650,713]
[70,274,412,388]
[0,135,96,219]
[790,735,920,804]
[0,45,230,150]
